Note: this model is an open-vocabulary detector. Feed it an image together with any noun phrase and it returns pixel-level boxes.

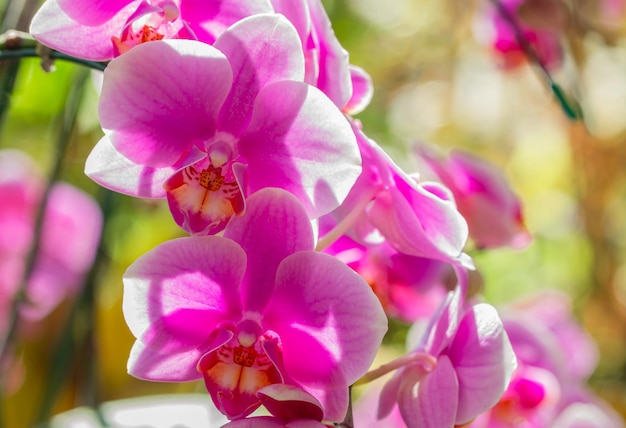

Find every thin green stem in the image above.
[490,0,582,120]
[0,47,107,71]
[354,352,437,386]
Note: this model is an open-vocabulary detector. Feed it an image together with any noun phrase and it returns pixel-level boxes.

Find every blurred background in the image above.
[1,0,626,426]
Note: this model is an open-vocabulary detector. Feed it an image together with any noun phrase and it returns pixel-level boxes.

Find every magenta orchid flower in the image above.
[319,126,470,269]
[321,223,451,323]
[29,0,274,61]
[122,188,387,421]
[378,287,516,428]
[417,144,531,250]
[0,149,102,330]
[86,14,361,235]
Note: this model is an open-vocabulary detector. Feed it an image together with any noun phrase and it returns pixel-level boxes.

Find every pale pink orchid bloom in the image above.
[417,145,531,250]
[86,14,361,236]
[319,127,470,270]
[29,0,274,61]
[122,188,387,421]
[378,287,516,428]
[0,150,102,331]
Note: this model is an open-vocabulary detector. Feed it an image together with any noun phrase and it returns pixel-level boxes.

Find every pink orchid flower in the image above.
[321,224,451,323]
[470,291,605,427]
[122,188,387,421]
[319,126,470,269]
[86,14,361,235]
[222,384,334,427]
[29,0,274,61]
[378,287,516,428]
[0,150,102,331]
[417,145,531,250]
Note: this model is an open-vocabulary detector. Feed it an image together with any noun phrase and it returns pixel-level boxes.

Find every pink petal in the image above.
[264,251,387,420]
[22,182,103,319]
[180,0,273,44]
[123,236,246,354]
[127,338,209,381]
[99,39,232,167]
[305,0,351,109]
[418,286,463,356]
[342,65,373,115]
[448,303,517,424]
[30,0,140,61]
[214,14,305,136]
[397,355,459,428]
[85,136,180,198]
[239,81,361,218]
[258,384,324,422]
[223,188,314,313]
[367,180,468,262]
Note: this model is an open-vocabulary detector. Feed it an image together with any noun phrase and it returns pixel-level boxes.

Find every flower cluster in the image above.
[24,1,619,427]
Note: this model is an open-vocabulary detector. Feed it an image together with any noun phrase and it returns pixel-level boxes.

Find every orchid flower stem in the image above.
[315,187,379,252]
[354,352,437,386]
[0,47,107,71]
[0,68,89,392]
[490,0,582,120]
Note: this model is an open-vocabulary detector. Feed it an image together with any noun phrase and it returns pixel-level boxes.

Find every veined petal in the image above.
[306,0,351,109]
[180,0,273,44]
[127,338,208,382]
[449,303,517,425]
[123,236,246,351]
[99,39,232,167]
[397,356,459,428]
[85,136,179,198]
[30,0,140,61]
[239,81,361,218]
[264,251,387,420]
[224,188,314,313]
[214,13,305,136]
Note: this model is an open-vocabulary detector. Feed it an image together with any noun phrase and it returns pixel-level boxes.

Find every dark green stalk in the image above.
[0,47,107,72]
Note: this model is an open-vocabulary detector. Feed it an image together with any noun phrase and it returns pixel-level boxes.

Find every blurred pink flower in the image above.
[378,287,516,428]
[0,149,102,331]
[123,188,386,421]
[417,145,531,250]
[479,0,564,70]
[86,14,360,236]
